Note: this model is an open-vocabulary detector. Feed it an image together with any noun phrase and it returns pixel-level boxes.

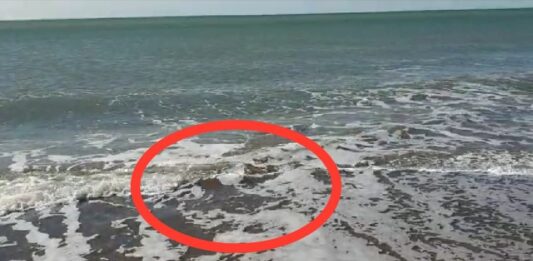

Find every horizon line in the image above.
[1,6,532,23]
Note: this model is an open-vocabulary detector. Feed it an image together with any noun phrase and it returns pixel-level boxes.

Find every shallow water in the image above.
[0,9,532,261]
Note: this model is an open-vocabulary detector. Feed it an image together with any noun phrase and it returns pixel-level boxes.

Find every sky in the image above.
[2,0,533,21]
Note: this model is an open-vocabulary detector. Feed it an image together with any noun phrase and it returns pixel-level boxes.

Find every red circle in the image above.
[130,119,342,253]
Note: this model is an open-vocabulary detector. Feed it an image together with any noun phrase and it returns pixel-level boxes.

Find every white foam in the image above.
[79,133,116,149]
[48,155,74,163]
[200,167,398,261]
[486,166,532,176]
[58,203,91,260]
[0,170,143,214]
[0,235,15,248]
[11,213,63,261]
[0,139,298,214]
[2,203,92,260]
[9,151,27,172]
[213,209,309,242]
[216,166,244,186]
[190,185,204,198]
[125,217,187,259]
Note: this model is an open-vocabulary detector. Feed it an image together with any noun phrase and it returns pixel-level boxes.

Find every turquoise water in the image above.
[1,8,532,167]
[0,9,533,261]
[1,8,533,167]
[1,9,533,129]
[0,8,533,199]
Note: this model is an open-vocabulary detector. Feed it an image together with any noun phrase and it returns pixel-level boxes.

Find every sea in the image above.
[0,9,532,261]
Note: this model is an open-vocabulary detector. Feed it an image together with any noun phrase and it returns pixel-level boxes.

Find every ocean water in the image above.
[0,9,532,260]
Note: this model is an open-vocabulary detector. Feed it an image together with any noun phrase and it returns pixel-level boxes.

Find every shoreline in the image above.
[1,164,532,260]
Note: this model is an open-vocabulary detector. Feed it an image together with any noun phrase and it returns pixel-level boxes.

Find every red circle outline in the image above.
[131,120,342,253]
